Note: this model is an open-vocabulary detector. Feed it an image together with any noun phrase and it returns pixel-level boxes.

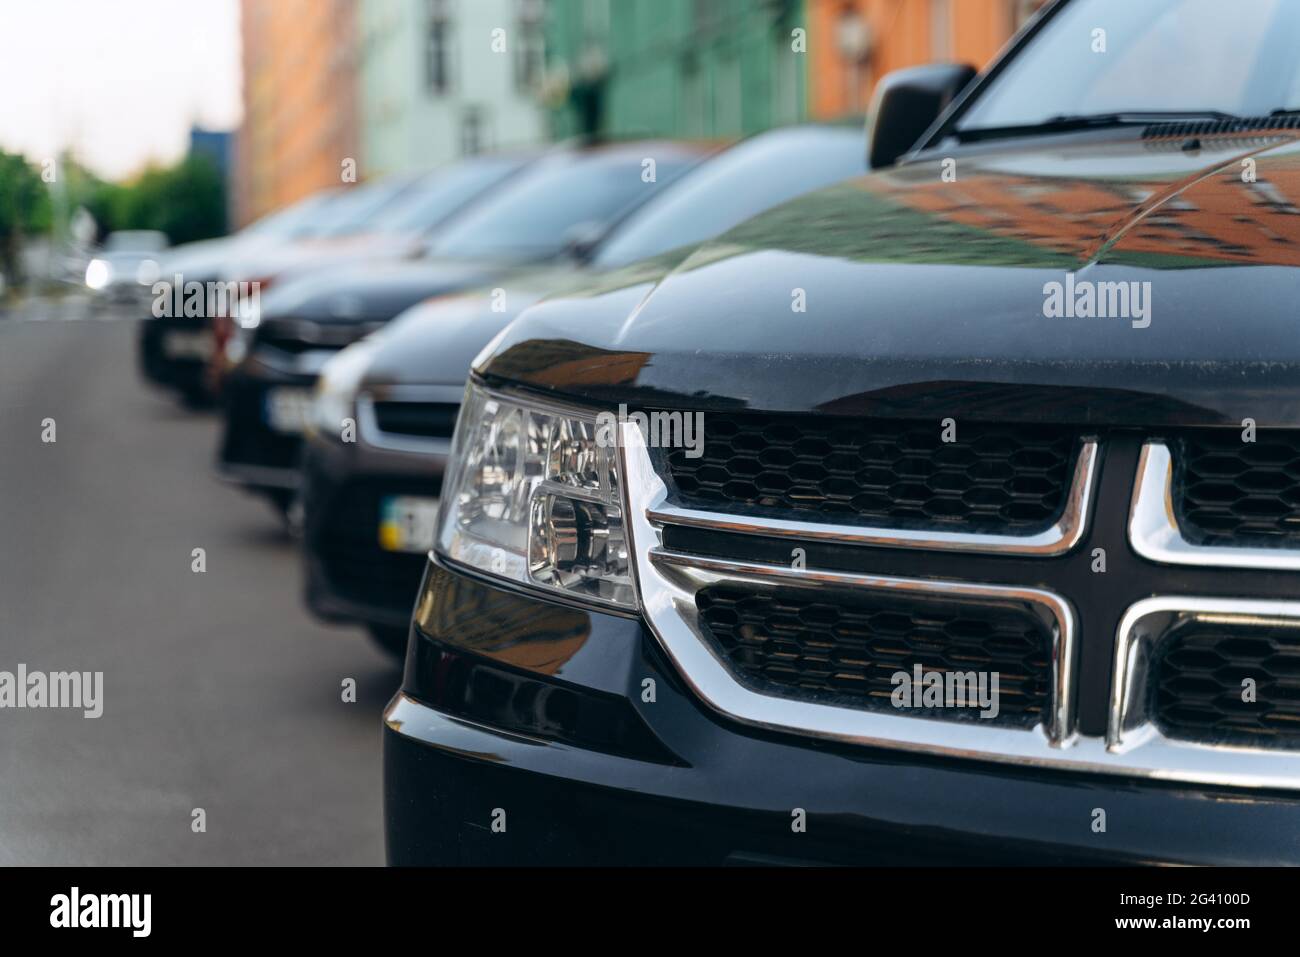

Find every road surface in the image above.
[0,296,395,864]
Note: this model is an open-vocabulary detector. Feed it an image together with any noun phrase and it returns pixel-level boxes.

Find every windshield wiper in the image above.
[958,110,1245,141]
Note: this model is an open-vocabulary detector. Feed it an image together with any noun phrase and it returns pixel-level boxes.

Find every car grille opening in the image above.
[255,318,378,354]
[1153,617,1300,749]
[694,583,1053,728]
[664,412,1078,533]
[1172,430,1300,547]
[372,401,459,439]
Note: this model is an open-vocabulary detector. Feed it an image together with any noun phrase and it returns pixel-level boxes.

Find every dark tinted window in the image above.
[593,126,864,268]
[369,156,527,234]
[427,148,698,262]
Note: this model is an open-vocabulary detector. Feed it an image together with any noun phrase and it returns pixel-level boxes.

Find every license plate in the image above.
[162,330,213,359]
[264,387,314,433]
[379,495,441,553]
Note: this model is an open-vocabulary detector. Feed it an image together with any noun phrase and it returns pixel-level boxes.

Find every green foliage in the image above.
[0,149,51,235]
[108,154,227,245]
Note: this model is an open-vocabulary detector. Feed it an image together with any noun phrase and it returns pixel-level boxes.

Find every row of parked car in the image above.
[137,125,867,657]
[132,0,1300,865]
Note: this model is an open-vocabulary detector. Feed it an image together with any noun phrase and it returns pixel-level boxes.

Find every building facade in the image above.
[542,0,808,140]
[806,0,1048,118]
[235,0,360,226]
[541,0,1046,139]
[357,0,547,177]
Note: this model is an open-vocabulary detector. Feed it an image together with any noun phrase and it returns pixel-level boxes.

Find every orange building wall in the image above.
[235,0,359,226]
[807,0,1036,120]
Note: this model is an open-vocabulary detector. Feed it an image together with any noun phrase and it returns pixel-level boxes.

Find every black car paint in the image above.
[386,119,1300,858]
[480,133,1300,427]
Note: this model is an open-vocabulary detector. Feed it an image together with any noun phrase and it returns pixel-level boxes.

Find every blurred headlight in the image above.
[437,380,635,610]
[309,338,377,439]
[85,259,111,290]
[136,259,161,285]
[236,297,262,329]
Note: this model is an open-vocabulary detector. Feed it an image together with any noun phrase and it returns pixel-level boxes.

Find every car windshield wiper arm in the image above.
[958,110,1246,141]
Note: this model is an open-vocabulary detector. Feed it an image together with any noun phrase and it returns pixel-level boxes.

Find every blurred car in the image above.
[386,0,1300,865]
[138,191,342,406]
[85,230,168,303]
[299,124,867,655]
[216,157,530,287]
[206,154,535,393]
[216,141,709,519]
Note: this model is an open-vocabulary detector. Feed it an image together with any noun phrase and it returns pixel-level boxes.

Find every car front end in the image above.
[384,0,1300,863]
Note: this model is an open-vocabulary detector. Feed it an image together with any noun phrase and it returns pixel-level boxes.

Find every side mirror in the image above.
[561,220,606,263]
[868,63,978,169]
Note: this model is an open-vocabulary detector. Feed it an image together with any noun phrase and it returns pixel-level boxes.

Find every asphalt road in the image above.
[0,295,396,865]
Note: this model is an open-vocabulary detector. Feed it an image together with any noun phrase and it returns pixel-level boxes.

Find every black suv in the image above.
[385,0,1300,865]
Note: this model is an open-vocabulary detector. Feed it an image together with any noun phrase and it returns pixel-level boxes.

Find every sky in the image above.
[0,0,242,181]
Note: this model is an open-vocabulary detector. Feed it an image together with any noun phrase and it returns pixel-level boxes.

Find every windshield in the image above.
[427,148,696,263]
[242,192,339,239]
[310,175,423,237]
[593,127,864,269]
[959,0,1300,132]
[367,156,527,234]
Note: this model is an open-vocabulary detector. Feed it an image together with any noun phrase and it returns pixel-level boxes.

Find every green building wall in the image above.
[543,0,807,141]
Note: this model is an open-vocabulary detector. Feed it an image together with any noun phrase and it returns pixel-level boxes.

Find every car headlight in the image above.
[85,259,111,290]
[136,259,161,285]
[309,338,377,439]
[437,380,635,611]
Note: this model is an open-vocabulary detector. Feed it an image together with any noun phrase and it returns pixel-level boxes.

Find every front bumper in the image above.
[216,356,319,491]
[383,557,1300,866]
[301,429,445,630]
[138,316,215,400]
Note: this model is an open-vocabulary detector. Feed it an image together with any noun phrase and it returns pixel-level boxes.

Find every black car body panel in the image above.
[387,116,1300,858]
[384,559,1300,866]
[481,134,1300,427]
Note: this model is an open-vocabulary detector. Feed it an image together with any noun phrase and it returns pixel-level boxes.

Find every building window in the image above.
[515,0,545,92]
[461,106,488,156]
[426,0,453,94]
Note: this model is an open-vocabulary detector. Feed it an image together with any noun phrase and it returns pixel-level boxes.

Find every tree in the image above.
[0,149,51,286]
[115,154,226,245]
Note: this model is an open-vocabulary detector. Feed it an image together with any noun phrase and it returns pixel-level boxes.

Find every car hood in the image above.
[223,233,420,284]
[258,257,517,325]
[482,132,1300,428]
[362,265,582,386]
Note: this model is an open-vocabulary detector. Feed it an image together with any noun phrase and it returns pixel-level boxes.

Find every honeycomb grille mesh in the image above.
[664,412,1077,532]
[1154,619,1300,748]
[695,584,1052,727]
[1173,431,1300,546]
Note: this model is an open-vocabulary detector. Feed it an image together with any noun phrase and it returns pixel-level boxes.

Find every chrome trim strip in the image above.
[622,421,1300,790]
[1107,596,1300,787]
[1130,442,1300,570]
[621,420,1084,764]
[357,393,455,456]
[650,548,1077,744]
[648,441,1098,557]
